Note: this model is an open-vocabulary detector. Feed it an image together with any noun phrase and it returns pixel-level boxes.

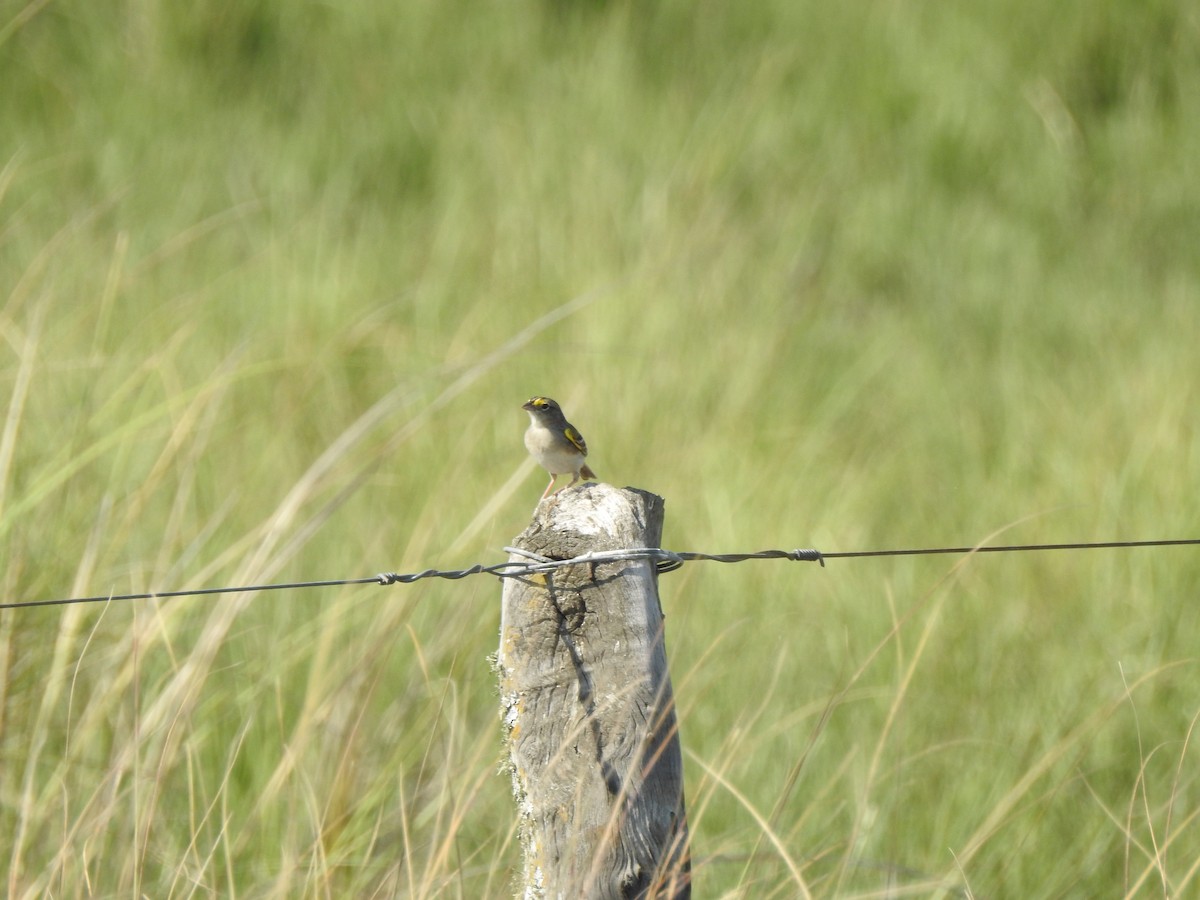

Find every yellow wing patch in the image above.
[563,425,588,455]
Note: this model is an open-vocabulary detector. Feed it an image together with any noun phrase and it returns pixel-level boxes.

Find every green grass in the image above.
[3,0,1200,895]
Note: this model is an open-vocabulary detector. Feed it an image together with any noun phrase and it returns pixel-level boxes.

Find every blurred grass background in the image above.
[2,0,1199,896]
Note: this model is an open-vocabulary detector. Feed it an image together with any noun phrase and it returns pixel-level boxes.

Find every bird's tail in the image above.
[581,464,597,481]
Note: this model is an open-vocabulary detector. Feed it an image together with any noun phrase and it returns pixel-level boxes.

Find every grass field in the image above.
[3,1,1199,896]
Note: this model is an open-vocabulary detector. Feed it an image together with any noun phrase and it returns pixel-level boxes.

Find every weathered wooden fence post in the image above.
[498,483,691,899]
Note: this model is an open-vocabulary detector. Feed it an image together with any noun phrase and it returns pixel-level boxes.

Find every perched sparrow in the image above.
[522,396,597,500]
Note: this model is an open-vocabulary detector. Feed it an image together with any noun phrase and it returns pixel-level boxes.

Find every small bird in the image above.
[522,396,597,500]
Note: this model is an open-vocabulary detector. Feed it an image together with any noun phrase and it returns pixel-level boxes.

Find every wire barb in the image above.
[3,538,1196,611]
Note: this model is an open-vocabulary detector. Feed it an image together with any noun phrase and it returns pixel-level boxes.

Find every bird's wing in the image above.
[563,425,588,456]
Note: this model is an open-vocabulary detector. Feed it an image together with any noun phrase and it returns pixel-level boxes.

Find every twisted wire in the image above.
[3,538,1196,611]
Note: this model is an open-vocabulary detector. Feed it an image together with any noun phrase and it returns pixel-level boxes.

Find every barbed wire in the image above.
[2,538,1196,612]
